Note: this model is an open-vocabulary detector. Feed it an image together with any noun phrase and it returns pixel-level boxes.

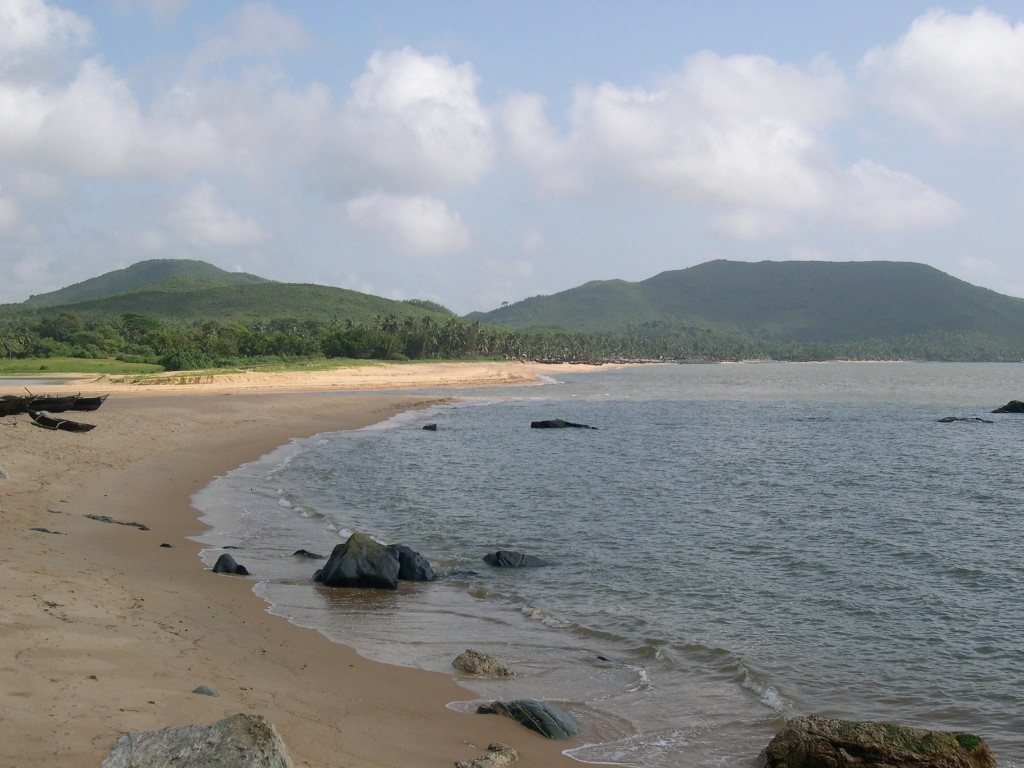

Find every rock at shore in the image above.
[456,743,518,768]
[483,550,551,568]
[387,544,437,581]
[452,649,514,677]
[530,419,596,429]
[937,416,994,424]
[756,715,996,768]
[100,712,293,768]
[477,699,579,740]
[313,532,400,589]
[992,400,1024,413]
[292,549,324,560]
[212,553,250,576]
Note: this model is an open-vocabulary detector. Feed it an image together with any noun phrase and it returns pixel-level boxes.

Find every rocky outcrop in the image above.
[292,549,324,560]
[530,419,596,429]
[992,400,1024,413]
[213,553,250,576]
[477,700,579,740]
[483,550,550,568]
[756,716,996,768]
[452,649,514,677]
[456,743,518,768]
[936,417,993,423]
[100,712,293,768]
[313,532,400,589]
[387,544,437,581]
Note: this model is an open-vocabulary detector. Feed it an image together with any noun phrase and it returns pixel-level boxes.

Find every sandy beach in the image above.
[0,363,592,767]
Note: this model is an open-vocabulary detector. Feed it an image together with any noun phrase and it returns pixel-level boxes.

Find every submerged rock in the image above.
[313,532,399,589]
[756,715,996,768]
[530,419,596,429]
[456,743,518,768]
[992,400,1024,414]
[422,423,438,431]
[292,549,324,560]
[212,553,250,576]
[477,699,579,740]
[937,416,994,424]
[453,649,514,677]
[387,544,437,581]
[100,712,293,768]
[483,550,550,568]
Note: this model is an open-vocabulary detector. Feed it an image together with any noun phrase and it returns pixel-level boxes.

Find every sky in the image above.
[1,1,1023,312]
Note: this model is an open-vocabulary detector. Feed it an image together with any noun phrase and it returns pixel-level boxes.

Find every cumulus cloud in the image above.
[505,51,957,236]
[0,0,92,81]
[169,183,267,248]
[345,193,469,256]
[861,8,1024,141]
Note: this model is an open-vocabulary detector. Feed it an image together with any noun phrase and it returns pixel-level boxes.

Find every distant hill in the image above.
[6,259,453,324]
[24,259,268,307]
[469,260,1024,346]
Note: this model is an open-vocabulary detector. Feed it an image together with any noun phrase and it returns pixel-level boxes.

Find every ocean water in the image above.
[193,363,1024,767]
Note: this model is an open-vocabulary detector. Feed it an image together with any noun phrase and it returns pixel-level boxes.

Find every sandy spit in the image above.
[0,367,590,767]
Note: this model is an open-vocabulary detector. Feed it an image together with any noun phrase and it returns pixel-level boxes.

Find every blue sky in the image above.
[1,1,1023,311]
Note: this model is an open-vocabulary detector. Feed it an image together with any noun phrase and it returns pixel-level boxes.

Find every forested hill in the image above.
[23,259,268,307]
[469,260,1024,345]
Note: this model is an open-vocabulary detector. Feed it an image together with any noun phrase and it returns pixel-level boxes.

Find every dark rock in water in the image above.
[223,545,243,550]
[85,513,150,531]
[422,423,438,431]
[484,550,550,568]
[447,569,480,578]
[100,712,292,768]
[387,544,437,581]
[453,649,514,677]
[29,527,65,535]
[313,532,399,589]
[530,419,596,429]
[477,699,579,740]
[456,743,518,768]
[937,416,994,424]
[992,399,1024,414]
[212,553,250,576]
[756,715,996,768]
[292,549,324,560]
[192,685,218,697]
[160,543,172,548]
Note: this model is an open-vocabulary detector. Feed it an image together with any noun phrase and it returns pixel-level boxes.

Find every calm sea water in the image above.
[193,363,1024,767]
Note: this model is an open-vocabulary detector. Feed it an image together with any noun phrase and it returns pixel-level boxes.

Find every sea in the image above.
[192,362,1024,768]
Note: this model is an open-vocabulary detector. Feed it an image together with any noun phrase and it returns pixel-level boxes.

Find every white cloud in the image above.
[169,183,267,248]
[0,0,92,81]
[0,192,18,232]
[345,193,469,256]
[189,3,309,71]
[337,48,494,192]
[505,51,957,237]
[861,9,1024,141]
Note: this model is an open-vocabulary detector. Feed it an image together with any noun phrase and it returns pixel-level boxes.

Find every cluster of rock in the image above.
[311,533,437,590]
[212,553,250,576]
[456,743,518,768]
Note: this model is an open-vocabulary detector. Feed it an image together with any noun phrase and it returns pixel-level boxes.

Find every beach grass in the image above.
[0,357,164,375]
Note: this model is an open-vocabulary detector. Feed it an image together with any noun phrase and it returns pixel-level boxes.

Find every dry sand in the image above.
[0,363,594,768]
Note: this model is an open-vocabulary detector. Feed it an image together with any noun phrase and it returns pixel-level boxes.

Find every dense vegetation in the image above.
[470,259,1024,353]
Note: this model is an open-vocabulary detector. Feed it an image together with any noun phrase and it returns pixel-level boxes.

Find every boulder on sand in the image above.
[387,544,437,581]
[756,715,996,768]
[483,550,550,568]
[992,400,1024,414]
[530,419,596,429]
[453,648,514,677]
[456,743,518,768]
[477,699,579,740]
[313,532,400,590]
[212,553,250,576]
[100,712,293,768]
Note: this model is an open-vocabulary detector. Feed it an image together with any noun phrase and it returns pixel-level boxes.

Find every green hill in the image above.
[469,260,1024,346]
[24,258,268,307]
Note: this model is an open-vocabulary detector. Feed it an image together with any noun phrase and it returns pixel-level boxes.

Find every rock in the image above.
[453,649,514,677]
[0,467,8,480]
[756,715,996,768]
[937,416,994,423]
[530,419,596,429]
[29,527,65,535]
[160,543,172,548]
[292,549,324,560]
[313,532,399,589]
[387,544,437,581]
[213,553,250,576]
[476,700,579,740]
[456,743,518,768]
[992,400,1024,414]
[448,569,480,578]
[422,423,438,431]
[483,550,550,568]
[100,712,293,768]
[85,514,150,531]
[192,685,219,697]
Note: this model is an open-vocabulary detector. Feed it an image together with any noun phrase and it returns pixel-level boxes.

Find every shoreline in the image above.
[0,375,586,766]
